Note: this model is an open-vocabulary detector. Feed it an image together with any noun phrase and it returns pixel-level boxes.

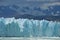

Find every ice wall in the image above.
[0,17,60,37]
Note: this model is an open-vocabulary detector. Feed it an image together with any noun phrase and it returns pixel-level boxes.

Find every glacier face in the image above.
[0,17,60,37]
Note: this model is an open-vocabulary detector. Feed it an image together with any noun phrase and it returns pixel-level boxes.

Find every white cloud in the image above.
[26,0,59,2]
[40,2,60,10]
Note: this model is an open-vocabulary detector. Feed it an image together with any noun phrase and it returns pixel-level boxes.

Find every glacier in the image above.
[0,17,60,37]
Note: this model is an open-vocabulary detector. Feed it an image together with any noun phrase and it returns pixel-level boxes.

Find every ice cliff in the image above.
[0,17,60,37]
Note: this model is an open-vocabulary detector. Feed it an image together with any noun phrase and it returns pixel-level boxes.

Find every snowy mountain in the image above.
[0,0,60,21]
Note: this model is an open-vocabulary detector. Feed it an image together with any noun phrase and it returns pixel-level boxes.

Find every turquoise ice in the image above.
[0,17,60,37]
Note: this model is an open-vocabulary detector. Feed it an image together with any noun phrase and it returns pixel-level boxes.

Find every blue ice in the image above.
[0,17,60,37]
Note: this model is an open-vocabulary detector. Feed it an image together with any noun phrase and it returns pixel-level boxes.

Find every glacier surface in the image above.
[0,17,60,37]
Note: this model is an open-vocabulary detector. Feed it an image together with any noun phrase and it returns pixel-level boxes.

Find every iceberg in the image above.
[0,17,60,37]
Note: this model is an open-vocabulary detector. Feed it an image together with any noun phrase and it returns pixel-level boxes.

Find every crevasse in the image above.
[0,17,60,37]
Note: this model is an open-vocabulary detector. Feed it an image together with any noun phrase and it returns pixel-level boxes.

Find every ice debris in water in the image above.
[0,17,60,37]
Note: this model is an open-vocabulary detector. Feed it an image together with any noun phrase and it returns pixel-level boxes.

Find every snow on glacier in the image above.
[0,17,60,37]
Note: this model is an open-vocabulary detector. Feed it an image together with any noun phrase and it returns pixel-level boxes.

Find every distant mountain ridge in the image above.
[0,3,60,21]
